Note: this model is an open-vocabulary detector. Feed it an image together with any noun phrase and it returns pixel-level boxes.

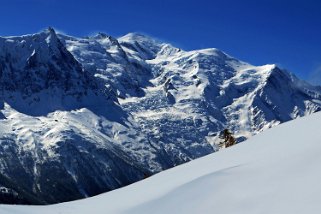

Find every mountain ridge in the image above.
[0,28,320,204]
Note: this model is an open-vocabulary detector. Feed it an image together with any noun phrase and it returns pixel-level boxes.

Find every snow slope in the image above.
[2,110,321,214]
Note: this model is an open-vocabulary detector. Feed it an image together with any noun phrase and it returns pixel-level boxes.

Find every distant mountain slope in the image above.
[0,28,320,204]
[116,33,321,141]
[2,107,321,214]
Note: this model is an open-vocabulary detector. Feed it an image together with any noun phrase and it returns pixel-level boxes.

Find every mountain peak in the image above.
[118,32,166,59]
[47,26,56,34]
[122,32,150,39]
[42,27,60,47]
[40,26,58,38]
[92,32,110,40]
[119,32,163,46]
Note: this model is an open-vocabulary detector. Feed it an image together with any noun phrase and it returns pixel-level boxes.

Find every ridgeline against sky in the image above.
[1,0,321,84]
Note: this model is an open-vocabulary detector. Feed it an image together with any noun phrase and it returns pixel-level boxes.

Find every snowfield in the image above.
[2,111,321,214]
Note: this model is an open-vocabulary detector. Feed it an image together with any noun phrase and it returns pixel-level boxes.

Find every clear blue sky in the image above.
[1,0,321,84]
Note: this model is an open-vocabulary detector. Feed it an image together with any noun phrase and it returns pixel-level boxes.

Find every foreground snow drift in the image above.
[2,112,321,213]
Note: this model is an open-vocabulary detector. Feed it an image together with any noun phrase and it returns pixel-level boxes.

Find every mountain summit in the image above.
[0,29,321,204]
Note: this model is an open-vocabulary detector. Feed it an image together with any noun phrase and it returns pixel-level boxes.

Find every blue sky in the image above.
[1,0,321,84]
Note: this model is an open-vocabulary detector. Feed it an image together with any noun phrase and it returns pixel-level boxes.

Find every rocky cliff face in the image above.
[0,28,320,204]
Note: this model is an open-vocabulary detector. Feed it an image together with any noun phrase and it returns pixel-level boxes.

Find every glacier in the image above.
[0,28,321,204]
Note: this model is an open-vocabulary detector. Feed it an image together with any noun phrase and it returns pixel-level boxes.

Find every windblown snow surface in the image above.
[2,111,321,214]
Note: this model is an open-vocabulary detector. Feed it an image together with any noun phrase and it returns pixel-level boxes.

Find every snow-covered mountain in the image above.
[0,28,321,204]
[2,110,321,214]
